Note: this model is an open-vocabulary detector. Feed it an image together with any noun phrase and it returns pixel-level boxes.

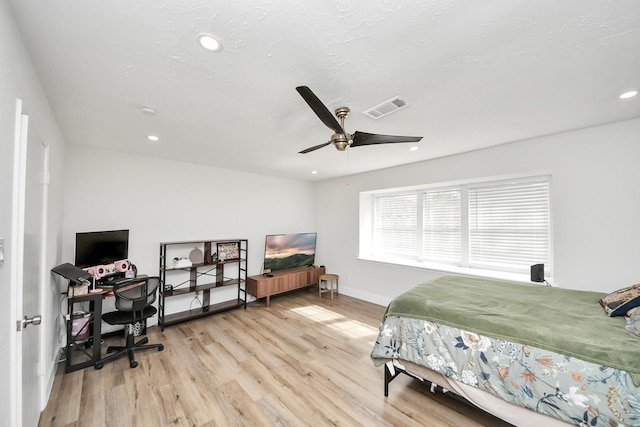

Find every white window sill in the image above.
[358,256,553,286]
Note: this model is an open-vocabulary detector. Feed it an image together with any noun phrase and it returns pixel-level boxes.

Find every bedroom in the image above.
[1,1,639,426]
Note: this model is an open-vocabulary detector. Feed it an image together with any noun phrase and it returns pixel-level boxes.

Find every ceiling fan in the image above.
[296,86,423,154]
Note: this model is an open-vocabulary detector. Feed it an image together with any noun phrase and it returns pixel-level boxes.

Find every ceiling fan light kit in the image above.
[331,133,350,151]
[296,86,423,154]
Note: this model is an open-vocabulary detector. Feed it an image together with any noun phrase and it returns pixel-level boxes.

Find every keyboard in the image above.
[98,277,132,288]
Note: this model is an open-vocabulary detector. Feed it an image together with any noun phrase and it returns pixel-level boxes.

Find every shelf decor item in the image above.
[217,242,239,261]
[189,247,204,264]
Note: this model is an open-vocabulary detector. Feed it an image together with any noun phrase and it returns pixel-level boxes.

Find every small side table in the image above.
[318,274,339,300]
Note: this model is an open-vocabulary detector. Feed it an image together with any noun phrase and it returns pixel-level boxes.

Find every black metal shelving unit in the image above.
[158,238,247,330]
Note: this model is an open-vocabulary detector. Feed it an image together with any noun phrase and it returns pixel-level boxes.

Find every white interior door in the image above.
[12,106,48,427]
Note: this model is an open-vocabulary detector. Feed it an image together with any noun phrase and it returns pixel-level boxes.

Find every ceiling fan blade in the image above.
[299,141,332,154]
[350,131,423,148]
[296,86,345,134]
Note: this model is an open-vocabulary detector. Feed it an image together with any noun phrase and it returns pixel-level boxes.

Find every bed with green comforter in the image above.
[371,276,640,426]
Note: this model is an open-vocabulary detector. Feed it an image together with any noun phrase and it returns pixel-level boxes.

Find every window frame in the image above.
[359,174,552,282]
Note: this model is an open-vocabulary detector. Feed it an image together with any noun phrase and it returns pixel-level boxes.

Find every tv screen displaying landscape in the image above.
[264,233,317,272]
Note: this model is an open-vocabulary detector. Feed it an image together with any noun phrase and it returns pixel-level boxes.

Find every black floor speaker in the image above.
[530,264,544,282]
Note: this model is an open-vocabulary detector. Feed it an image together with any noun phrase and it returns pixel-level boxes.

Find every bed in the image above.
[370,276,640,427]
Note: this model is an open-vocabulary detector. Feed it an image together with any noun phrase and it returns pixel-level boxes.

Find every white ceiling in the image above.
[9,0,640,181]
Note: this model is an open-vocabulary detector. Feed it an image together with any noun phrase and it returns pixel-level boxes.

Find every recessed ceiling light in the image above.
[197,33,223,52]
[147,135,159,142]
[409,146,419,151]
[619,90,637,99]
[141,106,156,115]
[311,170,318,175]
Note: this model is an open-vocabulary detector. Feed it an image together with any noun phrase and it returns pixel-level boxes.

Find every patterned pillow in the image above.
[626,307,640,337]
[599,283,640,316]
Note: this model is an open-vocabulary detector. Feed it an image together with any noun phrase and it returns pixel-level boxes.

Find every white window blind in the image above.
[373,193,417,259]
[422,189,461,264]
[468,178,550,273]
[364,175,551,277]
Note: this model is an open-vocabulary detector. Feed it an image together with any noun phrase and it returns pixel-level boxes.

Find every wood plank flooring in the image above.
[40,290,513,427]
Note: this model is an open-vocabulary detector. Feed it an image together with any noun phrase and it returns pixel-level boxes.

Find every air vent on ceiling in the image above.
[363,96,409,119]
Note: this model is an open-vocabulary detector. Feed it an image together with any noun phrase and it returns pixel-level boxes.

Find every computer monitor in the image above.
[74,229,129,268]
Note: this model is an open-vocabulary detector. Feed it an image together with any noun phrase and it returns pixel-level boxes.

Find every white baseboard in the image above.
[339,285,391,307]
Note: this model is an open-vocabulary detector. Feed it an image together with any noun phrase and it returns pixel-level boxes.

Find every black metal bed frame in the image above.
[383,362,476,408]
[384,362,519,426]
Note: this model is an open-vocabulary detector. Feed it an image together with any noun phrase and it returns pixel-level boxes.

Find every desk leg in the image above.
[90,297,102,364]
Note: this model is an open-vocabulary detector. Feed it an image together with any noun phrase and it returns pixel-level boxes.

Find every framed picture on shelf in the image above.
[217,242,239,261]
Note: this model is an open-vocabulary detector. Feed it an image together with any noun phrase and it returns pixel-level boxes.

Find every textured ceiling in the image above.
[9,0,640,181]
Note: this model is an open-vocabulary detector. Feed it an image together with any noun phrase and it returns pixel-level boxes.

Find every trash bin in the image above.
[71,312,91,340]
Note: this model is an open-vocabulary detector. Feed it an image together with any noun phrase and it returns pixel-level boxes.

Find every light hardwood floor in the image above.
[40,290,513,427]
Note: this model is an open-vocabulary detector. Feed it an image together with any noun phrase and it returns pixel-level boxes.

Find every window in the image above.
[468,179,550,272]
[362,176,550,276]
[422,189,461,264]
[373,193,417,259]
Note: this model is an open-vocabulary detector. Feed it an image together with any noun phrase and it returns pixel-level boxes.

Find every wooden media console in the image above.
[247,266,325,306]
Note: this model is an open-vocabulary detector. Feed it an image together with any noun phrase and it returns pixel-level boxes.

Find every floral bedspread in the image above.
[371,316,640,427]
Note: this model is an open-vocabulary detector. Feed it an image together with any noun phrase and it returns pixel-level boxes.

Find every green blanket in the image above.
[384,276,640,385]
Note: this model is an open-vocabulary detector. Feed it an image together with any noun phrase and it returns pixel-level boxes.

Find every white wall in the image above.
[62,145,317,318]
[1,0,67,422]
[314,118,640,305]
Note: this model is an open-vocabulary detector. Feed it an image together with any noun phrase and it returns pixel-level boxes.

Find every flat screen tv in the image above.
[74,229,129,268]
[263,233,317,272]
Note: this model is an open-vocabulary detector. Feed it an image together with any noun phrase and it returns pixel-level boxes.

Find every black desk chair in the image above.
[95,276,164,369]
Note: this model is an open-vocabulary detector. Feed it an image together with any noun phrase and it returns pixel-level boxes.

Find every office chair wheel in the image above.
[130,360,138,368]
[95,362,104,370]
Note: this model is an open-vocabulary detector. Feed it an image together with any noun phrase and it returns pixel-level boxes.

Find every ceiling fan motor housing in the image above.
[331,133,350,151]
